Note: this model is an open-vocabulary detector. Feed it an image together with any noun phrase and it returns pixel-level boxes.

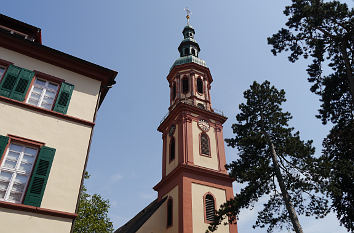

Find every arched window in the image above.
[172,83,176,99]
[191,48,196,56]
[197,78,203,94]
[167,198,173,227]
[184,48,189,56]
[204,194,215,222]
[200,133,210,156]
[182,77,189,94]
[169,137,175,162]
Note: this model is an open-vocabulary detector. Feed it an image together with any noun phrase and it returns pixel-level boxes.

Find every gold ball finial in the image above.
[184,7,191,25]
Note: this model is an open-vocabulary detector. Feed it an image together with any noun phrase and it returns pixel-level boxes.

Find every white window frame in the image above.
[26,78,59,110]
[0,143,38,203]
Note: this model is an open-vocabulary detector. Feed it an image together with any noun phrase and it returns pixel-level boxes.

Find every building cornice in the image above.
[167,62,213,84]
[153,163,234,192]
[0,30,118,107]
[158,102,227,132]
[0,201,77,219]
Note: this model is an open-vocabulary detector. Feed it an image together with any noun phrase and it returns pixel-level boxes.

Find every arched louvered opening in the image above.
[182,77,189,94]
[172,83,176,100]
[197,103,205,109]
[167,198,173,227]
[197,78,203,94]
[205,194,215,222]
[200,133,210,156]
[191,48,196,56]
[169,137,175,162]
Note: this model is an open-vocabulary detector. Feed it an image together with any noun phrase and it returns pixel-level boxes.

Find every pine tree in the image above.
[268,1,354,230]
[207,81,328,233]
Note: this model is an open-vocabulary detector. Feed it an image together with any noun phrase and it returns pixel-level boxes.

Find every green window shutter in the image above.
[53,82,74,114]
[0,135,9,162]
[0,65,21,98]
[10,68,35,101]
[23,146,56,207]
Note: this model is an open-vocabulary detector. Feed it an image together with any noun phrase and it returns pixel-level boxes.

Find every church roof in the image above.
[114,197,167,233]
[171,21,207,71]
[170,55,207,71]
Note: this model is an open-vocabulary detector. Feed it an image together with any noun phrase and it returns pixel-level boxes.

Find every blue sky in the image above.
[2,1,353,232]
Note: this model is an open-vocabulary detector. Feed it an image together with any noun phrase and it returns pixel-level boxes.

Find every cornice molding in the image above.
[0,201,77,219]
[158,102,227,132]
[153,163,234,191]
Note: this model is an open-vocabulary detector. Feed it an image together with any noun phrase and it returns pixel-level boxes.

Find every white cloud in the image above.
[110,173,123,183]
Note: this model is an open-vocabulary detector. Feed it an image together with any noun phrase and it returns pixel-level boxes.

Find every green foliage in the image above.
[73,172,114,233]
[207,81,328,233]
[268,1,353,231]
[317,122,354,232]
[268,0,353,122]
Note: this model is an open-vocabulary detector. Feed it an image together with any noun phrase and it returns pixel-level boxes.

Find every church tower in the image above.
[153,16,238,233]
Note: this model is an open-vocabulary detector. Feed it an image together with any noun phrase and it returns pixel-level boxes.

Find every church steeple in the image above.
[168,21,212,113]
[152,14,238,233]
[178,25,200,57]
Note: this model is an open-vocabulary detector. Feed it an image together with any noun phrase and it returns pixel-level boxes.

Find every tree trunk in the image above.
[270,143,304,233]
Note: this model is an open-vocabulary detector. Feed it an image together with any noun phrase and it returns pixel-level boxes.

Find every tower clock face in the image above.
[198,119,210,132]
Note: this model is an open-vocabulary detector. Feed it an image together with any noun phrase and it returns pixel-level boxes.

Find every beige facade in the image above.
[0,15,117,233]
[0,101,92,213]
[192,121,219,170]
[191,183,229,233]
[0,47,101,122]
[137,186,179,233]
[0,208,72,233]
[165,124,179,176]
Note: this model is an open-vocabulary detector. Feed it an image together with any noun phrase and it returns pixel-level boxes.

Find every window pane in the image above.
[0,143,38,203]
[22,154,35,164]
[45,91,56,99]
[14,174,28,185]
[0,66,5,79]
[3,160,17,169]
[35,79,46,86]
[0,190,5,199]
[0,172,12,195]
[0,179,10,192]
[8,192,21,202]
[28,79,59,109]
[19,162,32,173]
[11,182,25,193]
[7,151,20,162]
[24,147,37,156]
[0,171,12,182]
[40,102,52,110]
[28,99,39,106]
[32,86,43,94]
[48,83,58,91]
[42,97,54,105]
[9,144,22,152]
[201,134,210,155]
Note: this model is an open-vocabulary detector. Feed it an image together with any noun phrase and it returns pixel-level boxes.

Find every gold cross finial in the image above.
[184,8,191,25]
